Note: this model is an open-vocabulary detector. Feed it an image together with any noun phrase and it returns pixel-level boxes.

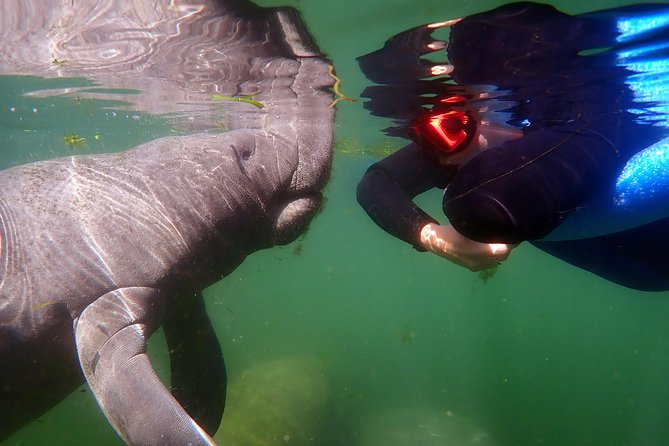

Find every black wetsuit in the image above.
[357,143,454,249]
[357,2,669,290]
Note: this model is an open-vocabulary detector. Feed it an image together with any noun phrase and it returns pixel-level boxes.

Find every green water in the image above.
[4,1,669,445]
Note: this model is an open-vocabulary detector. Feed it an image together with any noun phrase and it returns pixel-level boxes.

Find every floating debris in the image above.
[62,133,87,149]
[478,265,498,284]
[334,138,397,158]
[398,322,416,344]
[211,93,264,109]
[32,301,56,311]
[328,65,357,107]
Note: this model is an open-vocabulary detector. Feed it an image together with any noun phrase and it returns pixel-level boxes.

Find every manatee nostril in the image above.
[231,144,253,161]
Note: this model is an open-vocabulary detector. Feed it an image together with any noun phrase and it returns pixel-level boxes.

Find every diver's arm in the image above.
[357,143,454,249]
[419,223,515,271]
[357,143,516,269]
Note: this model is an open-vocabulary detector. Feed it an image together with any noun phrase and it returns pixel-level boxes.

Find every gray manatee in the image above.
[0,0,334,444]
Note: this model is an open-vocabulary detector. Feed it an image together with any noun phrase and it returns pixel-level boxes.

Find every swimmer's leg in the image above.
[532,216,669,292]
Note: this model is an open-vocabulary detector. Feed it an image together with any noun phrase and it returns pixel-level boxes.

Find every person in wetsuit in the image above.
[357,2,669,290]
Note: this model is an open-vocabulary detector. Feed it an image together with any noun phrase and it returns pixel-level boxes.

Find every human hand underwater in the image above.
[420,223,516,271]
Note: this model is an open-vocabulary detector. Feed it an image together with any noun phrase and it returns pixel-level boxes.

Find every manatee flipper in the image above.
[74,287,215,445]
[163,292,226,436]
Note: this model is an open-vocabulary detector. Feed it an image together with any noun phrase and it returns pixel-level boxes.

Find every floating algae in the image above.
[211,93,264,109]
[62,133,86,149]
[334,138,397,158]
[477,266,498,284]
[398,322,415,344]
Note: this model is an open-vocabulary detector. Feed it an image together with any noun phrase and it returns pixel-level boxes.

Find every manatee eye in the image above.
[410,109,476,155]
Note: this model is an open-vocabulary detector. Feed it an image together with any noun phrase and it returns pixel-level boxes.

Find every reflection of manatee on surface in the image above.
[359,408,496,446]
[214,357,330,446]
[0,0,325,131]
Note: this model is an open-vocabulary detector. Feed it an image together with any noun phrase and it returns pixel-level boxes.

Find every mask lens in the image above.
[410,109,475,155]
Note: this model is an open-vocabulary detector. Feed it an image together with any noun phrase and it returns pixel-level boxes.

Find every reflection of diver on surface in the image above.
[357,2,669,290]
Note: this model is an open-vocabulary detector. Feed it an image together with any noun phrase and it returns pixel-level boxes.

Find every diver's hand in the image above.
[419,223,516,271]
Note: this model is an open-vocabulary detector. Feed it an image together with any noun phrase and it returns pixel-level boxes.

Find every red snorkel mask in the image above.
[409,96,477,156]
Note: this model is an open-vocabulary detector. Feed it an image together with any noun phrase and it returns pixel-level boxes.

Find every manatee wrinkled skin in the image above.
[0,0,334,444]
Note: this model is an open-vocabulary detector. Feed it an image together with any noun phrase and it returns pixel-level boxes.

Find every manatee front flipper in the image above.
[74,287,215,445]
[163,292,226,436]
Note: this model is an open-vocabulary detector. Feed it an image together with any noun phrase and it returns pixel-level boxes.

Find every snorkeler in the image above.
[357,2,669,290]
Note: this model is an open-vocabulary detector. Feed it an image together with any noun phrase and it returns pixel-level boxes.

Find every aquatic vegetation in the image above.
[213,121,227,131]
[31,301,56,311]
[327,65,357,107]
[293,243,304,256]
[398,322,415,344]
[334,138,397,158]
[62,133,87,149]
[478,265,498,284]
[211,93,264,109]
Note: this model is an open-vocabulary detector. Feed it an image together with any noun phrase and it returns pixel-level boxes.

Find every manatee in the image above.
[0,0,334,444]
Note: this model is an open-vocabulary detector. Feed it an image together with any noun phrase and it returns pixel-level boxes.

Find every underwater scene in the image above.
[3,0,669,445]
